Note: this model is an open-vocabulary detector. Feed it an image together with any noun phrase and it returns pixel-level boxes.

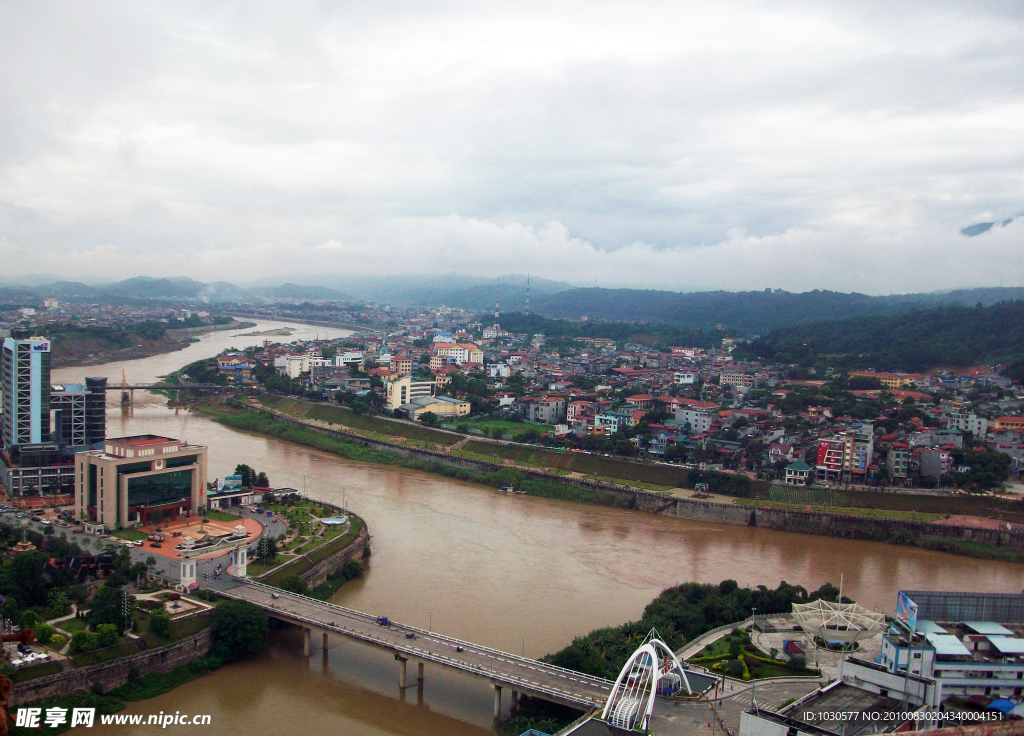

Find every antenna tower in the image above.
[526,275,530,314]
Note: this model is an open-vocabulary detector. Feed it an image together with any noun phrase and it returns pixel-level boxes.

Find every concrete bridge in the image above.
[213,578,612,715]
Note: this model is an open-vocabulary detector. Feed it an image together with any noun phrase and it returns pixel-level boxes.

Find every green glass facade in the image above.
[127,469,193,509]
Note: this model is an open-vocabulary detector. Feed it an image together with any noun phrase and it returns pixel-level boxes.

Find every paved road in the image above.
[0,510,265,585]
[213,578,613,709]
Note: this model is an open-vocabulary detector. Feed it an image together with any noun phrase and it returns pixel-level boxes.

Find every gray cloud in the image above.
[0,1,1021,293]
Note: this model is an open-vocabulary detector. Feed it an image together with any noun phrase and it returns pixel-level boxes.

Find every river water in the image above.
[52,321,1023,735]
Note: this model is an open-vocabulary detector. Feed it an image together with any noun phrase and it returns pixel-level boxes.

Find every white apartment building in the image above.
[674,407,714,434]
[720,370,755,389]
[433,343,483,366]
[947,412,989,438]
[673,371,697,385]
[282,351,331,379]
[335,352,364,369]
[385,375,436,412]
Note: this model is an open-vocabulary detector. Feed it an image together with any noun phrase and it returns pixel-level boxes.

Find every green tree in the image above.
[149,609,172,639]
[70,631,97,654]
[234,464,257,487]
[255,536,277,562]
[87,586,133,634]
[277,574,308,595]
[211,600,269,661]
[95,623,119,648]
[34,624,54,644]
[3,550,50,607]
[419,411,438,426]
[255,471,270,487]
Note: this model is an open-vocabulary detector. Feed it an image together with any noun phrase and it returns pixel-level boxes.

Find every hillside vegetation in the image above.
[743,300,1024,371]
[495,313,735,348]
[528,286,1024,333]
[543,580,840,680]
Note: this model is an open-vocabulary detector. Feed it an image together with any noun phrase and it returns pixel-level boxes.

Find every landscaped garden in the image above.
[687,627,820,680]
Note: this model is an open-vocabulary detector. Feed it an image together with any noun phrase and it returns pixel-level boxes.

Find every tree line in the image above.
[743,300,1024,371]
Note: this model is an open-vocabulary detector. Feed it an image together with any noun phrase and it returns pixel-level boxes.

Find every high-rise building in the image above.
[816,423,875,482]
[75,434,208,530]
[84,376,108,446]
[50,377,107,448]
[2,333,52,449]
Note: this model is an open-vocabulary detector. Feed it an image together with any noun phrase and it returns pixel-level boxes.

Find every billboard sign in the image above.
[222,475,243,490]
[896,592,918,633]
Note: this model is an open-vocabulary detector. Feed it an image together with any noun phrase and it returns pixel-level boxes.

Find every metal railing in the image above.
[220,581,612,705]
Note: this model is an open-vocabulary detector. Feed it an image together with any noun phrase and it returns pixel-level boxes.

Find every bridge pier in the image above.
[303,628,311,657]
[510,690,518,714]
[322,631,328,651]
[493,684,502,719]
[417,661,424,683]
[397,655,408,689]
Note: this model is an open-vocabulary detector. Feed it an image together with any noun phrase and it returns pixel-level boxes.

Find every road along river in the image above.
[52,320,1024,736]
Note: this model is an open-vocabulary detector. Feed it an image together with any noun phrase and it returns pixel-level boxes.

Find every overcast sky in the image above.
[1,1,1021,294]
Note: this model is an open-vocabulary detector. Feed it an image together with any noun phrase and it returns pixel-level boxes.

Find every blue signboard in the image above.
[222,475,244,490]
[896,592,918,633]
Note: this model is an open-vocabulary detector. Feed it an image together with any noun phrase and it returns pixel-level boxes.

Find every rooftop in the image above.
[963,621,1015,636]
[110,434,178,447]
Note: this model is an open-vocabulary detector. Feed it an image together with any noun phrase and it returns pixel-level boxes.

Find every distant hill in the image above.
[100,276,208,299]
[742,300,1024,372]
[0,277,349,304]
[298,273,574,307]
[528,286,1024,334]
[252,283,350,301]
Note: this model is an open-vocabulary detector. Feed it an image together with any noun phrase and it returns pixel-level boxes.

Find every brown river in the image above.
[52,321,1023,735]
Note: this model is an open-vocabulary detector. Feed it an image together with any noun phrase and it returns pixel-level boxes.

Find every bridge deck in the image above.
[216,580,612,709]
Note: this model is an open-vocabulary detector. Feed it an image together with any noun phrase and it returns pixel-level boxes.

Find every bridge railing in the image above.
[221,586,604,707]
[228,580,614,697]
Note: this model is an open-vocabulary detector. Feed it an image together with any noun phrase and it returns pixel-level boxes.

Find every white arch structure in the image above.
[600,638,694,731]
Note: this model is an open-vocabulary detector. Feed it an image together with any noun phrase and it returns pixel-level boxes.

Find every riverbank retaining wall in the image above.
[11,626,214,707]
[300,518,370,588]
[241,404,1024,550]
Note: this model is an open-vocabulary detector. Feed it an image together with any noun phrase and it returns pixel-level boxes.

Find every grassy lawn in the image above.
[748,659,820,679]
[202,509,238,522]
[111,528,148,542]
[72,639,143,668]
[261,395,459,445]
[735,498,944,522]
[307,518,362,564]
[56,617,87,635]
[11,661,62,683]
[169,613,213,639]
[457,417,552,438]
[262,558,312,584]
[245,559,288,576]
[689,635,737,660]
[281,535,311,552]
[321,524,348,540]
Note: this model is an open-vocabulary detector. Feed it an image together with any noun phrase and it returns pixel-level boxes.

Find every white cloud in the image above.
[0,1,1021,293]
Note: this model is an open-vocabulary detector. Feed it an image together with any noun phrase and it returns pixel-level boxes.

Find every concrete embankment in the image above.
[257,512,370,588]
[11,625,213,706]
[224,403,1024,554]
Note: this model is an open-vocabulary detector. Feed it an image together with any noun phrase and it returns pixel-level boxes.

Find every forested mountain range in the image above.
[740,300,1024,371]
[527,286,1024,333]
